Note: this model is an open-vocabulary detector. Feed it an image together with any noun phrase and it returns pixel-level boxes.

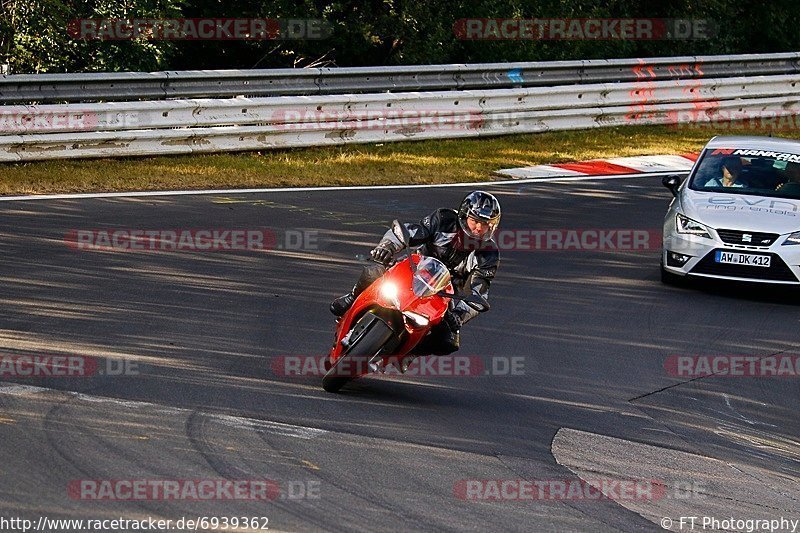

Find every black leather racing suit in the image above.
[354,208,500,355]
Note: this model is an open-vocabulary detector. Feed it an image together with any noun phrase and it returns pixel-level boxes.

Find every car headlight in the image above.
[402,311,429,327]
[676,213,712,239]
[379,281,400,308]
[782,231,800,245]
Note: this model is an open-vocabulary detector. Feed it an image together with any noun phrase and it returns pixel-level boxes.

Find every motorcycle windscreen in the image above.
[412,256,452,298]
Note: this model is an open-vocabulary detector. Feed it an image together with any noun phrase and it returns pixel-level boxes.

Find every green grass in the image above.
[0,124,765,195]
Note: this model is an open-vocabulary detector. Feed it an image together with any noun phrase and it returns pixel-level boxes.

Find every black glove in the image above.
[370,243,394,265]
[443,309,463,332]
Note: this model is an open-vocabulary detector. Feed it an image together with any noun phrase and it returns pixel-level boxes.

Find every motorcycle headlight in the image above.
[379,281,400,308]
[402,311,430,327]
[782,231,800,245]
[676,214,712,239]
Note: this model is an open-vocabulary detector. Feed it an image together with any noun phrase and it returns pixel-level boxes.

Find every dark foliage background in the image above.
[2,0,798,73]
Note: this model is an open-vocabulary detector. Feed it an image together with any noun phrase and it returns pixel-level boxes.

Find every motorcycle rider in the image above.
[330,190,501,355]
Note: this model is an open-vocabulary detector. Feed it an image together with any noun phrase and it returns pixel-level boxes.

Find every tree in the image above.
[1,0,182,73]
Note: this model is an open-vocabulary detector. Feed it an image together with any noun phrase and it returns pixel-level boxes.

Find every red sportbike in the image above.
[323,221,489,393]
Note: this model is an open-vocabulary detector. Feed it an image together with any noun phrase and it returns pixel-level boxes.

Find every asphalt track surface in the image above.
[0,177,798,532]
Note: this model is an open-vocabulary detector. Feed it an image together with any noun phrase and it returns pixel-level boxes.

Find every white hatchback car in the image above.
[662,136,800,285]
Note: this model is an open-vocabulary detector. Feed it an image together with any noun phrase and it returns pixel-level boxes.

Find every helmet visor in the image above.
[460,214,500,242]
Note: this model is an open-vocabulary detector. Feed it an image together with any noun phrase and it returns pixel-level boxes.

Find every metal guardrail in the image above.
[2,52,800,162]
[4,95,797,162]
[2,75,800,134]
[2,52,800,104]
[2,74,799,162]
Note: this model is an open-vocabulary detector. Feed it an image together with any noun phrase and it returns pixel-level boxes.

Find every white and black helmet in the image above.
[458,190,501,242]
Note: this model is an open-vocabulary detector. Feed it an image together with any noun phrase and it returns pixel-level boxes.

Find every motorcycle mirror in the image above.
[391,220,410,248]
[435,291,491,313]
[464,293,490,312]
[391,219,416,273]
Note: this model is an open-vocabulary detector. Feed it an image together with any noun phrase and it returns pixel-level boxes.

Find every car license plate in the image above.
[714,251,771,267]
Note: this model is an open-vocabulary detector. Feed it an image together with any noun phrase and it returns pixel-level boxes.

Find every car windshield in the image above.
[411,256,451,298]
[689,148,800,200]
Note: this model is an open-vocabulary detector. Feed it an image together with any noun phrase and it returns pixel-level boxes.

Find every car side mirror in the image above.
[662,174,683,197]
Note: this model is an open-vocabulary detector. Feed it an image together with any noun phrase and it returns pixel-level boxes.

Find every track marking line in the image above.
[301,459,321,470]
[0,172,687,202]
[0,383,327,440]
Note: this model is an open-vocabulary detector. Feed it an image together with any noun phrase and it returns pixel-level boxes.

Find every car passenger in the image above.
[776,161,800,190]
[704,156,745,188]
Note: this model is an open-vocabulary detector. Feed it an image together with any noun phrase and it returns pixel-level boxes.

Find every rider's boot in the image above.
[330,287,356,316]
[330,263,387,317]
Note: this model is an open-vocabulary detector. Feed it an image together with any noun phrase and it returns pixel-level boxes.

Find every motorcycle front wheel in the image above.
[322,314,395,393]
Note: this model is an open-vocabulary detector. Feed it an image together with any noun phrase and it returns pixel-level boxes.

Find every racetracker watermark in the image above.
[269,109,484,131]
[0,110,100,133]
[273,355,525,377]
[464,229,661,251]
[665,355,800,378]
[67,18,331,40]
[453,18,713,40]
[69,479,320,501]
[667,109,800,132]
[1,516,269,533]
[454,479,667,501]
[64,229,318,252]
[0,355,138,377]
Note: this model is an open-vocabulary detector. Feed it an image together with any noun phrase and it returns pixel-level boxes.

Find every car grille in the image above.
[690,249,798,282]
[716,229,779,247]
